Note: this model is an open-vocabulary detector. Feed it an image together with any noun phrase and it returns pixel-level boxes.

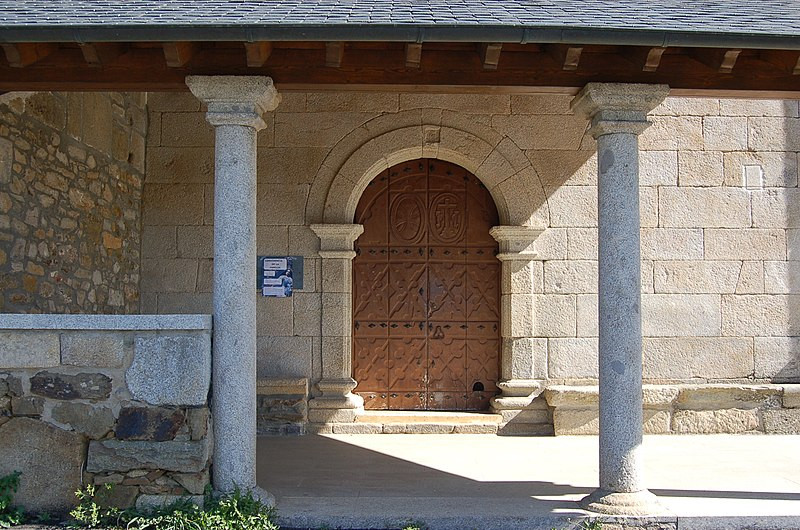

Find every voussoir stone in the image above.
[86,439,209,473]
[0,417,87,515]
[30,371,112,400]
[116,406,185,441]
[127,334,211,406]
[51,402,115,439]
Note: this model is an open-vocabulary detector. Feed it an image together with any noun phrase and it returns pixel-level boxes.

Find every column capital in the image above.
[186,75,281,129]
[311,223,364,252]
[490,225,542,261]
[571,83,669,138]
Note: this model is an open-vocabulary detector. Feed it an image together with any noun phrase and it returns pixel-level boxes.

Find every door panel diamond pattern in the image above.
[353,159,500,411]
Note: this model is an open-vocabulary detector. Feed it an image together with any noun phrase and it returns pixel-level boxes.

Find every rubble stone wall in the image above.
[0,314,211,515]
[0,91,146,314]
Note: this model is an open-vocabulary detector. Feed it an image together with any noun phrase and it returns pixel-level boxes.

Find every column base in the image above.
[212,486,275,508]
[308,378,364,422]
[580,488,665,516]
[251,486,276,508]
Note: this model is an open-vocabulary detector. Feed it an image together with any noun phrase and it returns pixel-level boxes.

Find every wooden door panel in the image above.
[466,263,501,321]
[353,159,500,411]
[353,262,388,321]
[388,262,427,321]
[388,337,426,392]
[428,262,466,321]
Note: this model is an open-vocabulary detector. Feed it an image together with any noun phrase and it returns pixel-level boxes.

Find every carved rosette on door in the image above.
[352,159,500,411]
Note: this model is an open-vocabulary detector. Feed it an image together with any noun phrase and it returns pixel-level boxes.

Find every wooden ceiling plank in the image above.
[761,50,800,75]
[79,43,124,67]
[325,41,345,67]
[244,42,272,67]
[691,48,742,73]
[405,43,422,69]
[163,42,198,67]
[479,43,503,70]
[545,44,584,71]
[2,43,57,68]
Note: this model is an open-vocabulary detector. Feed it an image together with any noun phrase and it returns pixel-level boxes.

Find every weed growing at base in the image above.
[69,484,278,530]
[0,472,24,528]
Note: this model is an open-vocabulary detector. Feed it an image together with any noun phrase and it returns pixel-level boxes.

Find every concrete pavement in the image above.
[257,433,800,529]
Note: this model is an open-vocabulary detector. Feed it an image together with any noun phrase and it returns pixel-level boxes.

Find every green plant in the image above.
[69,484,278,530]
[581,520,604,530]
[69,483,134,529]
[0,471,25,528]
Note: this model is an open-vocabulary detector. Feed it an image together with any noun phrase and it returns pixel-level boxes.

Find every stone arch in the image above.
[306,111,550,227]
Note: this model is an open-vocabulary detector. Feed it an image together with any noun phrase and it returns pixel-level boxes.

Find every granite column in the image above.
[571,83,669,515]
[186,76,280,501]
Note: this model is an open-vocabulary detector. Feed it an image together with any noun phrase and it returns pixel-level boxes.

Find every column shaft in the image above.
[186,75,280,501]
[212,124,258,492]
[571,82,669,516]
[597,131,644,493]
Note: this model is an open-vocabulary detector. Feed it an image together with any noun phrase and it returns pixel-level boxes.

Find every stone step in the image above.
[356,410,503,425]
[310,411,505,434]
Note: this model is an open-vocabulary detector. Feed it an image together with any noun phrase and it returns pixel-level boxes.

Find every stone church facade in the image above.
[2,89,799,447]
[1,0,800,517]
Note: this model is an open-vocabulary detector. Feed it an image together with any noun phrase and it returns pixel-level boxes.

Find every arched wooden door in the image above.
[352,159,501,411]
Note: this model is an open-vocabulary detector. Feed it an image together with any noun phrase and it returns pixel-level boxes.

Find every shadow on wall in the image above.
[777,99,800,383]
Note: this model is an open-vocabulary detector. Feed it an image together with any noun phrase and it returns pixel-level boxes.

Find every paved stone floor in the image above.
[257,433,800,530]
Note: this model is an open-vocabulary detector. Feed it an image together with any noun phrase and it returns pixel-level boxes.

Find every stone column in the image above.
[186,76,280,501]
[571,83,668,515]
[489,227,546,429]
[308,224,365,423]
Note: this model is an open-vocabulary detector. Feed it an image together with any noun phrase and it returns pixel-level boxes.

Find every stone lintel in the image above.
[571,83,669,138]
[490,225,542,258]
[186,75,280,129]
[311,223,364,252]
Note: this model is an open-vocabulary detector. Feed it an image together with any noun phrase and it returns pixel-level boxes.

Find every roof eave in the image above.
[1,24,799,50]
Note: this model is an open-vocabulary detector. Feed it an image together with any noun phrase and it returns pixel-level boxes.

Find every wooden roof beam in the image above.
[79,43,124,67]
[244,42,272,67]
[479,43,502,70]
[163,42,198,67]
[761,50,800,75]
[326,41,344,67]
[642,47,667,72]
[405,43,422,69]
[545,44,583,71]
[691,48,742,73]
[1,43,56,68]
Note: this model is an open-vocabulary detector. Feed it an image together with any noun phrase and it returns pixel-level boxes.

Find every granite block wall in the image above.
[142,92,800,391]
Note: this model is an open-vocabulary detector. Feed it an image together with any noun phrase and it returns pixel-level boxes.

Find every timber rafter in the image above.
[0,41,798,96]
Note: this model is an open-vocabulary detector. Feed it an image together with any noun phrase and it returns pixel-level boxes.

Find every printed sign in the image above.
[257,256,303,297]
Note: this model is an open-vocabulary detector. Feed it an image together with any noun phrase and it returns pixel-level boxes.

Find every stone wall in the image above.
[142,91,800,431]
[0,91,145,314]
[545,384,800,435]
[0,314,211,515]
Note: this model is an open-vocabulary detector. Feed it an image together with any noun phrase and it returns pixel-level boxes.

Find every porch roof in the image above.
[2,0,800,48]
[1,1,799,95]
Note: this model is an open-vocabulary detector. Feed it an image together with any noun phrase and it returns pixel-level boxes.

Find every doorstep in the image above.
[310,410,503,434]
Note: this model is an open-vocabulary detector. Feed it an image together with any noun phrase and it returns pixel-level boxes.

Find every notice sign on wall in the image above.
[258,256,303,297]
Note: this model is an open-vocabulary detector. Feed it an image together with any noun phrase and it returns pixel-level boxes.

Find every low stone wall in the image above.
[0,314,211,515]
[257,378,307,435]
[544,384,800,435]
